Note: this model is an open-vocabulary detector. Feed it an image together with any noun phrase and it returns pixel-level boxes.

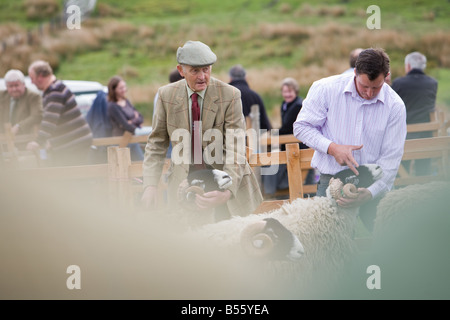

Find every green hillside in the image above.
[1,0,449,124]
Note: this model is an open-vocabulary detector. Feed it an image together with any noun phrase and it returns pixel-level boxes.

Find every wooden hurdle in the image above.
[4,134,449,215]
[395,136,450,187]
[0,123,40,168]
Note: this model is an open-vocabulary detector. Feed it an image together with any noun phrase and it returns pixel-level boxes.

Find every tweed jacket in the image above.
[143,77,263,216]
[0,88,43,134]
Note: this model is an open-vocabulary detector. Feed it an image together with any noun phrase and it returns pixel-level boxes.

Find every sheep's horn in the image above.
[329,178,344,200]
[185,186,204,201]
[342,183,358,198]
[240,221,274,258]
[185,186,205,195]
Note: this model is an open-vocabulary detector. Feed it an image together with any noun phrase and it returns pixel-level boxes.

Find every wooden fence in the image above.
[4,135,449,213]
[2,110,450,214]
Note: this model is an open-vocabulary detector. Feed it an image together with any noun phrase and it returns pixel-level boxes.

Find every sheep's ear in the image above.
[240,221,275,259]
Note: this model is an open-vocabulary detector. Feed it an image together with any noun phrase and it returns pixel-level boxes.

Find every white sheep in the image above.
[373,180,450,236]
[331,181,450,299]
[186,164,383,291]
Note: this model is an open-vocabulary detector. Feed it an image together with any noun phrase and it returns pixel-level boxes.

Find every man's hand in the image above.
[195,189,231,210]
[336,188,372,208]
[11,124,20,135]
[141,185,158,209]
[327,142,363,175]
[26,141,40,152]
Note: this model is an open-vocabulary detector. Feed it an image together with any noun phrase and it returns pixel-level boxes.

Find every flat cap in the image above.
[176,41,217,67]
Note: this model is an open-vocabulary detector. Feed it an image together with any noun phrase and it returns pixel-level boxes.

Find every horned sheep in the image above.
[185,164,383,290]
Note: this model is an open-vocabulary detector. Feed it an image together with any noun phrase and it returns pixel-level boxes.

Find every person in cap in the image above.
[141,40,263,220]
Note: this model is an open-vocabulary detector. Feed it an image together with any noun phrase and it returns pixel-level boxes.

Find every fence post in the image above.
[107,146,119,208]
[286,143,303,201]
[107,146,133,210]
[249,104,262,187]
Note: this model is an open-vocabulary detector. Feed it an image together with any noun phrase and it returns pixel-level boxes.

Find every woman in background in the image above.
[107,75,144,161]
[263,77,315,197]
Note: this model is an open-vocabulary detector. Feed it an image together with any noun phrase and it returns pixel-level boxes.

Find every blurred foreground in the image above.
[1,172,449,299]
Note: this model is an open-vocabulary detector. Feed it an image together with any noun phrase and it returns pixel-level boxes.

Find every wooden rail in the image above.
[4,135,449,214]
[395,136,450,187]
[91,131,148,148]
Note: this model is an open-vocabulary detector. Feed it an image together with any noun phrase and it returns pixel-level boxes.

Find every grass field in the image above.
[1,0,449,124]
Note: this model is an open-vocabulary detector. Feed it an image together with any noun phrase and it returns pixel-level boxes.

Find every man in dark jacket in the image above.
[228,65,272,131]
[392,52,438,176]
[392,52,438,129]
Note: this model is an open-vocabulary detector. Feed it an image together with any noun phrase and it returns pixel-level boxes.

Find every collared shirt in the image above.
[9,97,17,123]
[293,73,407,198]
[186,85,206,130]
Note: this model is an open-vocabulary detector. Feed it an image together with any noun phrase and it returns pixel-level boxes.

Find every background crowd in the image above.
[0,48,440,201]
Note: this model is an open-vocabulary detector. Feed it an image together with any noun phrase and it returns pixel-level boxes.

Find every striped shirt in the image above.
[36,80,92,151]
[293,73,406,198]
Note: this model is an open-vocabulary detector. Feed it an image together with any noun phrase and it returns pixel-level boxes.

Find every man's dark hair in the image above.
[355,48,390,81]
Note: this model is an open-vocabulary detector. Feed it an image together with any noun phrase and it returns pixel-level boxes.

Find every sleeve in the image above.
[222,88,247,198]
[142,88,170,188]
[129,100,144,127]
[256,94,272,131]
[109,102,138,134]
[293,81,333,154]
[367,102,407,198]
[278,101,300,135]
[18,92,43,133]
[35,95,66,146]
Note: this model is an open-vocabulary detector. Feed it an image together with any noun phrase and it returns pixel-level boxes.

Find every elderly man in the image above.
[26,60,93,166]
[392,52,438,176]
[0,69,43,136]
[141,40,263,220]
[294,48,407,232]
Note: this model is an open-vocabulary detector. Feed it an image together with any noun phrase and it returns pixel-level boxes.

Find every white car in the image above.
[0,77,151,136]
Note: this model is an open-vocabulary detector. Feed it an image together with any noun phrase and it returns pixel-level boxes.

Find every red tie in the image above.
[191,93,203,167]
[191,92,200,122]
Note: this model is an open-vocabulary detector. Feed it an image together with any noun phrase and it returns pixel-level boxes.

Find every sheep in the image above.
[186,164,384,292]
[183,166,232,201]
[176,166,233,225]
[373,180,450,236]
[332,180,450,299]
[327,163,383,200]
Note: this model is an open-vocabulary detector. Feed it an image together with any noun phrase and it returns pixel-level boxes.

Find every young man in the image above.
[293,48,407,231]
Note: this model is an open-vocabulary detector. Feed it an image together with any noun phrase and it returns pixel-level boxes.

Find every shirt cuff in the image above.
[316,137,333,155]
[367,180,387,199]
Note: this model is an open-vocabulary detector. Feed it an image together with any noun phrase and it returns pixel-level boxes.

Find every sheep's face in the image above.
[184,168,233,202]
[240,218,304,261]
[190,179,205,190]
[326,164,383,200]
[365,164,383,181]
[212,169,232,190]
[187,168,232,193]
